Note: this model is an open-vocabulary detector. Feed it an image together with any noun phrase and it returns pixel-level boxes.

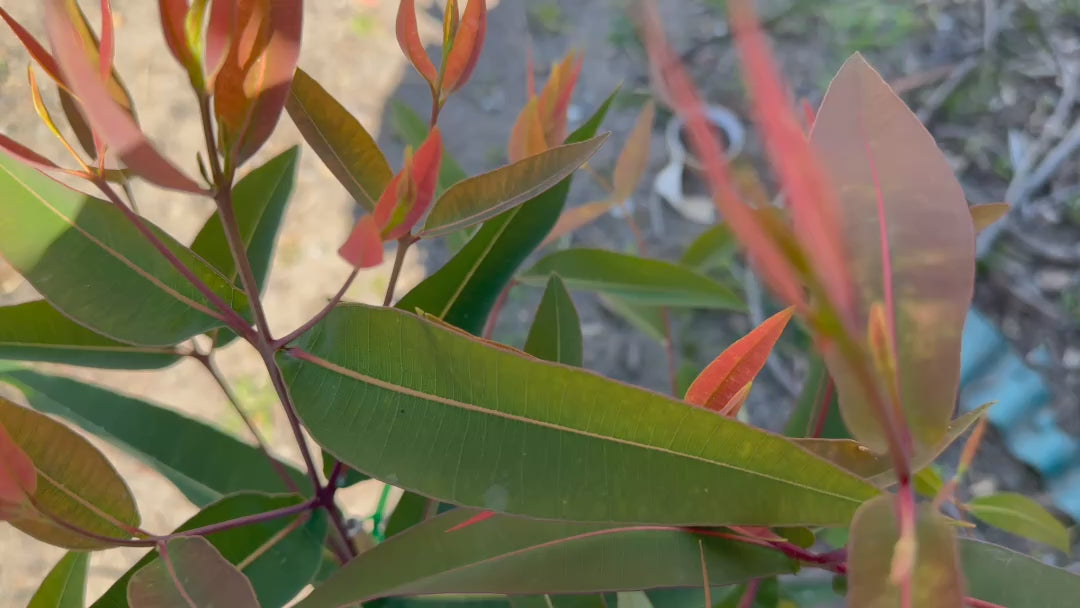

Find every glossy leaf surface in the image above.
[0,368,308,506]
[520,249,743,310]
[524,275,582,366]
[296,508,794,608]
[0,153,245,346]
[281,304,878,526]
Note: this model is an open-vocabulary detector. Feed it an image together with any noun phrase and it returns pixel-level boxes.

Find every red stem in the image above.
[273,268,360,348]
[964,598,1006,608]
[737,578,760,608]
[809,376,835,438]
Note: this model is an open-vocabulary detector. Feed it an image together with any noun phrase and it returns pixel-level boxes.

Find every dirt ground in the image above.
[2,0,1080,605]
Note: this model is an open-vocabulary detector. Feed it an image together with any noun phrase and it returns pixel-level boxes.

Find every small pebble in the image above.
[1063,347,1080,370]
[970,478,997,497]
[1036,269,1073,292]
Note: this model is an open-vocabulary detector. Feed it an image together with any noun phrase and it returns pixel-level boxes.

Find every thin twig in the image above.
[273,268,360,348]
[170,498,317,539]
[191,350,301,494]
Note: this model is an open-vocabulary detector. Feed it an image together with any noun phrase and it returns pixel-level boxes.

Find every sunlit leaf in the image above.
[970,202,1009,235]
[0,407,36,513]
[524,275,582,366]
[281,304,877,526]
[396,0,438,89]
[960,539,1080,607]
[0,396,139,550]
[685,307,793,414]
[339,214,385,268]
[966,493,1071,553]
[27,551,89,608]
[95,492,326,608]
[812,53,975,454]
[396,90,617,335]
[440,0,486,95]
[0,300,179,369]
[0,153,246,346]
[377,128,443,240]
[508,97,548,163]
[294,508,794,608]
[286,68,392,211]
[520,249,743,310]
[389,99,468,195]
[421,136,607,238]
[0,367,309,506]
[848,495,964,607]
[127,537,258,608]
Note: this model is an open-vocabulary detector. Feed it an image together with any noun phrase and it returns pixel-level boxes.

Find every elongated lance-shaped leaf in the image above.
[0,153,246,346]
[0,396,139,550]
[440,0,486,95]
[848,495,964,608]
[812,54,976,455]
[95,492,327,608]
[520,248,744,310]
[396,0,438,90]
[295,508,794,608]
[127,537,259,608]
[192,146,300,291]
[286,68,392,211]
[0,300,179,369]
[524,274,582,366]
[960,539,1080,607]
[280,304,878,526]
[611,101,656,202]
[685,307,793,414]
[27,551,89,608]
[396,89,618,335]
[965,492,1071,553]
[508,97,548,163]
[421,135,608,238]
[539,199,620,249]
[0,367,309,507]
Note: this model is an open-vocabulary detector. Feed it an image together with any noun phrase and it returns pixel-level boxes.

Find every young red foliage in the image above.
[0,7,66,86]
[97,0,114,80]
[204,0,235,89]
[684,307,794,414]
[374,128,443,241]
[537,52,583,147]
[159,0,196,72]
[440,0,486,96]
[338,214,385,269]
[0,421,36,514]
[396,0,438,90]
[508,97,547,162]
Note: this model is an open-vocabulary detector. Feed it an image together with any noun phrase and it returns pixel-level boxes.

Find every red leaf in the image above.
[728,0,853,323]
[537,51,583,146]
[684,307,794,413]
[204,0,235,88]
[441,0,486,95]
[0,7,65,85]
[638,1,805,310]
[97,0,114,80]
[158,0,195,71]
[0,420,36,513]
[507,96,547,162]
[376,128,443,241]
[339,214,385,269]
[0,133,64,174]
[396,0,438,89]
[45,0,203,193]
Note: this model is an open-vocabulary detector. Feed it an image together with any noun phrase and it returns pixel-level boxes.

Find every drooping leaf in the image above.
[960,539,1080,607]
[421,135,608,238]
[0,153,246,346]
[27,551,89,608]
[44,1,201,192]
[281,304,878,525]
[191,145,300,292]
[396,89,618,335]
[0,396,139,549]
[286,68,392,211]
[848,495,964,608]
[970,202,1009,235]
[812,54,975,455]
[685,307,793,414]
[396,0,438,90]
[0,368,309,506]
[388,99,468,196]
[295,508,794,608]
[524,274,582,366]
[519,249,743,310]
[966,492,1071,552]
[95,492,327,608]
[127,537,259,608]
[0,300,179,369]
[439,0,486,95]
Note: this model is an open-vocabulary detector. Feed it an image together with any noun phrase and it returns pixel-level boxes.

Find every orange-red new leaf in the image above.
[0,7,65,86]
[396,0,438,90]
[384,128,443,240]
[339,214,384,269]
[684,307,794,413]
[539,199,619,249]
[441,0,486,95]
[611,101,655,202]
[159,0,195,71]
[0,421,36,513]
[204,0,235,89]
[508,96,547,162]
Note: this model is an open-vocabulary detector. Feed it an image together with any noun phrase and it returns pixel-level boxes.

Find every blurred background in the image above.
[2,0,1080,604]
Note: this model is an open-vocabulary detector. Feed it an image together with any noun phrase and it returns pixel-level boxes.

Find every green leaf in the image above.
[127,537,259,608]
[813,54,975,454]
[421,136,609,238]
[0,300,179,369]
[520,249,744,310]
[524,274,582,366]
[0,396,139,549]
[280,304,878,525]
[0,368,308,506]
[396,90,618,335]
[388,99,468,196]
[191,146,300,292]
[961,538,1080,607]
[848,495,963,608]
[0,153,246,346]
[782,355,848,439]
[94,492,327,608]
[680,224,738,272]
[913,467,945,498]
[286,68,392,211]
[966,492,1071,552]
[597,294,667,343]
[294,508,795,607]
[27,551,89,608]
